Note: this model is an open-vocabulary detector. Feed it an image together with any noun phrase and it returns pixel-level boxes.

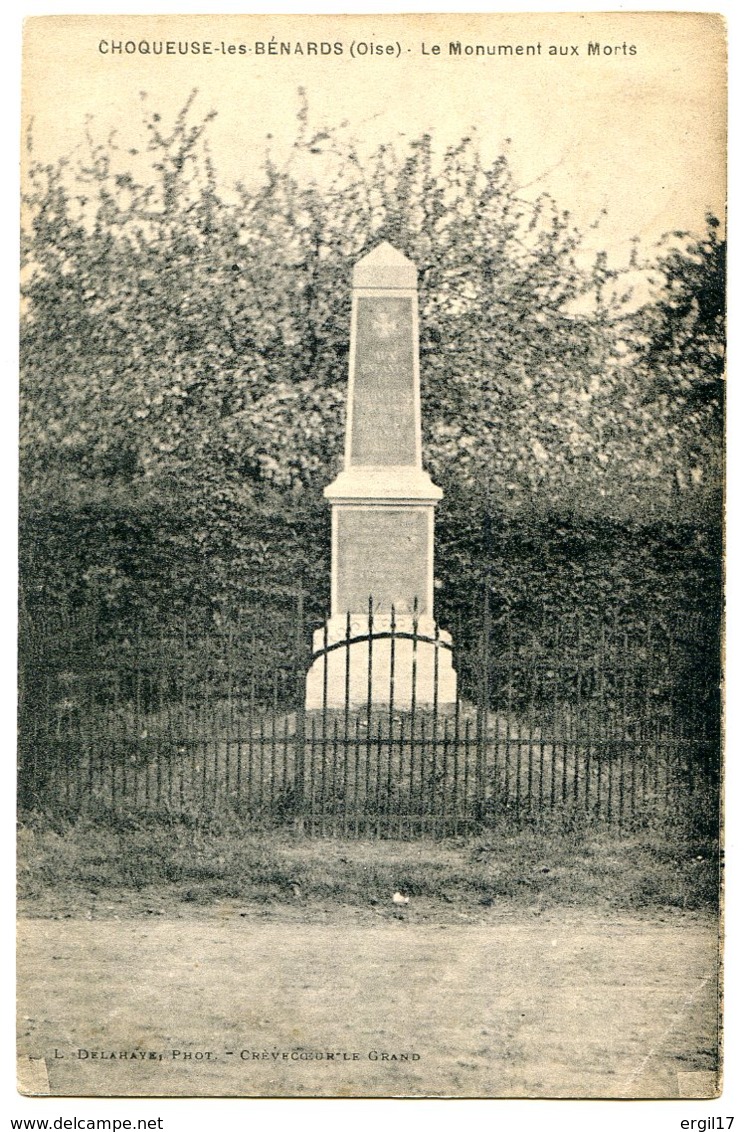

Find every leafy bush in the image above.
[20,95,724,627]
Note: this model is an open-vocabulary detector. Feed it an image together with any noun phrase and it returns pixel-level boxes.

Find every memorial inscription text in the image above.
[350,297,416,466]
[336,509,429,614]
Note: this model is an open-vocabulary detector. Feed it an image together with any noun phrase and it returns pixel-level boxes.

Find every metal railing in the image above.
[18,594,720,836]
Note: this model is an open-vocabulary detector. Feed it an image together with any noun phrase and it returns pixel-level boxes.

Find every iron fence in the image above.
[18,593,720,836]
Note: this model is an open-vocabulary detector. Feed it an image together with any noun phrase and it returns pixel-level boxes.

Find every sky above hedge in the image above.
[22,12,725,267]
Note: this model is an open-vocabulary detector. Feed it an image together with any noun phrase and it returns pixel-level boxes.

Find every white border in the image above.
[3,6,739,1132]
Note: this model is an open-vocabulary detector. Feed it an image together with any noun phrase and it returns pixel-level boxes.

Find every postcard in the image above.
[17,11,726,1100]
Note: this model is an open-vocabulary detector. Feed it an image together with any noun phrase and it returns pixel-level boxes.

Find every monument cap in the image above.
[352,241,417,290]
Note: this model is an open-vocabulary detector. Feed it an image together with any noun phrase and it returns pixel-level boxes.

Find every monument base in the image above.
[305,614,457,711]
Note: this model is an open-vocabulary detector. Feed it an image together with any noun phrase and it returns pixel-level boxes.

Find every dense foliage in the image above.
[20,94,724,631]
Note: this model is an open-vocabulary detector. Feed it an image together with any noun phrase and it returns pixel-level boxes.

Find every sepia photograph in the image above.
[15,8,727,1107]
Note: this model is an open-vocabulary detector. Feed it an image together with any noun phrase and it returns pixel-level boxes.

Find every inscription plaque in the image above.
[350,296,416,466]
[336,509,429,614]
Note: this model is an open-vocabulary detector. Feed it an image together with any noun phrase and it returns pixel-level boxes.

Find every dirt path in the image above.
[17,909,719,1098]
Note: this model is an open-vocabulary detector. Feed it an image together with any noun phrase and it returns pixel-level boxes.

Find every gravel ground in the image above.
[16,905,720,1098]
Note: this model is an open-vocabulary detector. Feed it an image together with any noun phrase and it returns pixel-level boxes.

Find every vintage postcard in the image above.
[17,11,726,1101]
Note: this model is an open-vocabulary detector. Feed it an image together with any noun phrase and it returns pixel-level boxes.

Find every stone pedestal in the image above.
[306,243,457,710]
[305,614,457,710]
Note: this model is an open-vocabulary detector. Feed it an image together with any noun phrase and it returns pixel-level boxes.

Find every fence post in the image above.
[476,577,491,822]
[294,580,307,829]
[476,504,495,825]
[366,595,374,736]
[18,622,41,811]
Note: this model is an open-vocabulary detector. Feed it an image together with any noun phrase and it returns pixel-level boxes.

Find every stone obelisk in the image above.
[305,242,457,709]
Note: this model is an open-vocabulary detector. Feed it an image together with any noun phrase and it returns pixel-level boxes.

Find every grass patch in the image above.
[17,810,720,916]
